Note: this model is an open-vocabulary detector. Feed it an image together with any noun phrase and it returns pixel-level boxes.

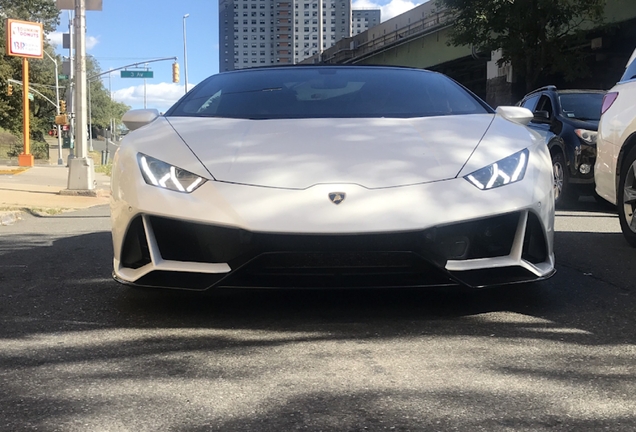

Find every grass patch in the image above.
[89,151,112,176]
[95,163,112,176]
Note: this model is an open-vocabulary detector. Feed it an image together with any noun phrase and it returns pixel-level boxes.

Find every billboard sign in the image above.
[5,19,43,58]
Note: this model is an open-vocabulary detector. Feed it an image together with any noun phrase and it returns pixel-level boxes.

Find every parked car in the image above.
[111,65,557,291]
[595,48,636,247]
[518,86,605,205]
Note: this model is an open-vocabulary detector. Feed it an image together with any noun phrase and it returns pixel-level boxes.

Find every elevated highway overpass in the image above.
[308,0,636,106]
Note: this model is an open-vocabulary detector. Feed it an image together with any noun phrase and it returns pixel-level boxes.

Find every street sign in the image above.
[58,74,68,79]
[28,93,33,101]
[120,70,154,78]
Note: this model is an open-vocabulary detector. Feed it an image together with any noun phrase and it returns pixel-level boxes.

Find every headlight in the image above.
[138,153,206,193]
[574,129,597,145]
[464,149,529,190]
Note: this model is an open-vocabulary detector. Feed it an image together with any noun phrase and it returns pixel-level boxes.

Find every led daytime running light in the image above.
[138,153,206,193]
[465,149,529,190]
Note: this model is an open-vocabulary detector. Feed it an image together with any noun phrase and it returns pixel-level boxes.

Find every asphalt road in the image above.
[0,199,635,432]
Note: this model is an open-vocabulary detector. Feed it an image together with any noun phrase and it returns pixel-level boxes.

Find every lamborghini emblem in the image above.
[328,192,346,205]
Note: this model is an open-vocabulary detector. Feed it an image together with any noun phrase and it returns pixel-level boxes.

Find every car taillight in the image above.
[601,92,619,115]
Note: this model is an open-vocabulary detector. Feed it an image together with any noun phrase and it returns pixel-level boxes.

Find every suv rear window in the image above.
[166,67,492,120]
[559,93,604,121]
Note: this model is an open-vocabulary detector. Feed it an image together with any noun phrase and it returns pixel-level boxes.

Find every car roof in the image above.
[218,64,439,75]
[557,89,606,95]
[523,86,605,98]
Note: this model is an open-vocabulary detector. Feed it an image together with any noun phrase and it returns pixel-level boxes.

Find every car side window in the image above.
[521,95,540,111]
[535,95,553,117]
[621,57,636,82]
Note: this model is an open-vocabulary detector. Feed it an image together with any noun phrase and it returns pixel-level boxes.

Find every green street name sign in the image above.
[120,70,154,78]
[58,74,68,79]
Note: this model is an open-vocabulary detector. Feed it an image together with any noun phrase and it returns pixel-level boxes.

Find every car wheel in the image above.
[617,147,636,247]
[552,151,576,207]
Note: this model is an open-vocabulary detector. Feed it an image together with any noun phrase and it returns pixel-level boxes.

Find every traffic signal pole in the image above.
[18,58,33,167]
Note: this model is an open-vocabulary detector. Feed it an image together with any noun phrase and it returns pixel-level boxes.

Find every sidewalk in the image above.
[0,163,111,225]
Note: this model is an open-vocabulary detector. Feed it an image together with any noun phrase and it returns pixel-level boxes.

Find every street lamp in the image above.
[183,13,189,94]
[43,50,64,166]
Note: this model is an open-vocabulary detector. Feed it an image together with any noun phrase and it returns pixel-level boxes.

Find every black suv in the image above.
[518,86,605,205]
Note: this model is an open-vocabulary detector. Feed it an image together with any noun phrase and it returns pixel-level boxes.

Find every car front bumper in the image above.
[111,159,555,289]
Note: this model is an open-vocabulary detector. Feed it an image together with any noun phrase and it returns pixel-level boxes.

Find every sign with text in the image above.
[121,70,154,78]
[5,19,43,58]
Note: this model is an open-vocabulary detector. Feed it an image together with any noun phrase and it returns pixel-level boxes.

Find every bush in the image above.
[6,140,48,159]
[31,141,49,160]
[0,128,49,160]
[0,129,21,159]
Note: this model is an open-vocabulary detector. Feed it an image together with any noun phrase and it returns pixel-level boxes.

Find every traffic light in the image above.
[172,62,180,83]
[7,84,13,96]
[55,114,69,125]
[60,100,66,113]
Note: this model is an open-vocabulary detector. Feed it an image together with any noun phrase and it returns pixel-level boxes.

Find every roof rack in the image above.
[527,85,557,95]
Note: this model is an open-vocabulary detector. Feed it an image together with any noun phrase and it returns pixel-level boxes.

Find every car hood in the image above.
[166,115,495,189]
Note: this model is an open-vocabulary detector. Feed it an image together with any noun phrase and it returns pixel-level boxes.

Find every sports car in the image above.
[111,65,556,290]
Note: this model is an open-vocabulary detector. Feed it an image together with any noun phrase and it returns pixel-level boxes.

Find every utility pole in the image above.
[67,10,75,165]
[68,0,99,190]
[56,0,102,191]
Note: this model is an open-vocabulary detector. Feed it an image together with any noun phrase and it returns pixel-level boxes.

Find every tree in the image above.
[86,56,130,135]
[0,0,61,138]
[436,0,605,93]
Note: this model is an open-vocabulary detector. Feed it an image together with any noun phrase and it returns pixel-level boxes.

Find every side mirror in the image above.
[496,106,534,125]
[532,110,551,123]
[122,109,160,131]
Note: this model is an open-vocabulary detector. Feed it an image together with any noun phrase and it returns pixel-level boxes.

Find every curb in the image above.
[0,167,30,175]
[0,211,23,226]
[59,188,110,198]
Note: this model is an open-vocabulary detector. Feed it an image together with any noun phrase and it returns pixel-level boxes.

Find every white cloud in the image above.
[112,82,188,111]
[86,36,99,50]
[352,0,427,21]
[47,31,63,47]
[45,31,98,50]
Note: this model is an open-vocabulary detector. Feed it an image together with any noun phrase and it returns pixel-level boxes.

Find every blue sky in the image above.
[48,0,426,112]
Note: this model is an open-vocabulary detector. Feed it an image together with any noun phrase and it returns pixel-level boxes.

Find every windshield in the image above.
[559,93,604,121]
[166,67,492,120]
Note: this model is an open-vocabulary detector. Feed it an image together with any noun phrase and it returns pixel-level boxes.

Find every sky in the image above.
[48,0,428,112]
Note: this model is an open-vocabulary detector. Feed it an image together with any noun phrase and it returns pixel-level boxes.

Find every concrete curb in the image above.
[58,188,110,198]
[0,167,30,175]
[0,210,23,226]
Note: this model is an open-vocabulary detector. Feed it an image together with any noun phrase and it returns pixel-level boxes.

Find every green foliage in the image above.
[0,127,20,158]
[437,0,605,92]
[0,1,130,150]
[86,56,131,131]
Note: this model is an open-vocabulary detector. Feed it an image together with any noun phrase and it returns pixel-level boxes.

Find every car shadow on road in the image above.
[1,227,636,431]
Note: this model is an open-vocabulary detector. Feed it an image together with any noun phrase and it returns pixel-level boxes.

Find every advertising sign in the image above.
[5,19,43,58]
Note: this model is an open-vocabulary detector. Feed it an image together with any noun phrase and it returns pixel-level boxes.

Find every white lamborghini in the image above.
[111,66,556,290]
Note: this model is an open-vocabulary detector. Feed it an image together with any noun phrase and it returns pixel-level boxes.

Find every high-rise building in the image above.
[219,0,360,71]
[351,9,380,35]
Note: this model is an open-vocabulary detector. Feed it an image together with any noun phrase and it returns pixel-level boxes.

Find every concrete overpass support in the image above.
[486,50,515,107]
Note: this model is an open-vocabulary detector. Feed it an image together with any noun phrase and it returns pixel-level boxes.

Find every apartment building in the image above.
[220,0,380,71]
[352,9,380,35]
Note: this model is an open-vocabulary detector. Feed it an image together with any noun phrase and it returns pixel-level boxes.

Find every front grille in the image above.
[220,251,456,288]
[117,212,538,289]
